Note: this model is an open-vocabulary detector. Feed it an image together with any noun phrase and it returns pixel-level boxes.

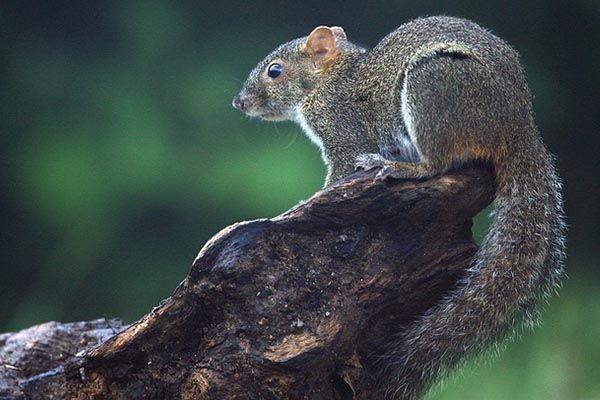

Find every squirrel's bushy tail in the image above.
[380,142,567,399]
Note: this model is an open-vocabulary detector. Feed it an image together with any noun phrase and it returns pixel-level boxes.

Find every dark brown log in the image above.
[0,166,495,400]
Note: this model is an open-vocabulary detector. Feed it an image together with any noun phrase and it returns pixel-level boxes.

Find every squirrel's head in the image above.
[233,26,359,121]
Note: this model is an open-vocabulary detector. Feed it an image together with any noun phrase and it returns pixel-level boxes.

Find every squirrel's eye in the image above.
[267,63,283,78]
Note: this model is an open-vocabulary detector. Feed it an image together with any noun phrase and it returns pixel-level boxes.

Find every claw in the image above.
[375,165,407,182]
[355,153,388,171]
[375,167,388,181]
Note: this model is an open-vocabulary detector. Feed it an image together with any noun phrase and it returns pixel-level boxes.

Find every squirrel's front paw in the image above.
[355,154,408,182]
[355,153,388,171]
[374,164,405,181]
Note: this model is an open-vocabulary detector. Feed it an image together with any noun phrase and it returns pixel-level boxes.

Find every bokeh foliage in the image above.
[1,1,598,398]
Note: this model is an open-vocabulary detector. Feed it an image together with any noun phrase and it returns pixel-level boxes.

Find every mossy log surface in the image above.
[0,166,495,399]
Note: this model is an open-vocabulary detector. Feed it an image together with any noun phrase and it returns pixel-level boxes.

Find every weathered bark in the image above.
[0,166,495,400]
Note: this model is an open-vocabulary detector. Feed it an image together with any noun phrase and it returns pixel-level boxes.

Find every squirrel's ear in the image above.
[303,26,341,69]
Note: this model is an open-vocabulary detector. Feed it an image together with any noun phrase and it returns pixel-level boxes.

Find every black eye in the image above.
[267,63,283,78]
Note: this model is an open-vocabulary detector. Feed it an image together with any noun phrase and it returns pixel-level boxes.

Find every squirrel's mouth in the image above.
[233,93,288,121]
[245,103,287,121]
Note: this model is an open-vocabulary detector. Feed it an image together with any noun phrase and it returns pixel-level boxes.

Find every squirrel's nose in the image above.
[232,94,246,111]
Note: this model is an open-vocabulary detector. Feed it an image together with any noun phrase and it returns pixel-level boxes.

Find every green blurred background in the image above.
[1,1,598,398]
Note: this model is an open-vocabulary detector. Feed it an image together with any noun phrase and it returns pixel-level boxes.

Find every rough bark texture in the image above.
[0,166,495,400]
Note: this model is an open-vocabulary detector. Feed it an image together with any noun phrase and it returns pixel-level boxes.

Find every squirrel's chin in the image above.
[246,109,288,122]
[258,114,288,122]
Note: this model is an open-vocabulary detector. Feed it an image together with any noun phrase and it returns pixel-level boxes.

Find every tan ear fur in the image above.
[303,26,341,69]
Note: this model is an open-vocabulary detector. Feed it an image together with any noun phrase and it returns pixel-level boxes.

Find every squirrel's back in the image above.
[373,16,516,67]
[369,16,527,112]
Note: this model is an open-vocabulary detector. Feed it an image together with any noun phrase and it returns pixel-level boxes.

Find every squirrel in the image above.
[233,16,567,399]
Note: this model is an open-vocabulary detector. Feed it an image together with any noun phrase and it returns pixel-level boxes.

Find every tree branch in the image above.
[0,166,495,399]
